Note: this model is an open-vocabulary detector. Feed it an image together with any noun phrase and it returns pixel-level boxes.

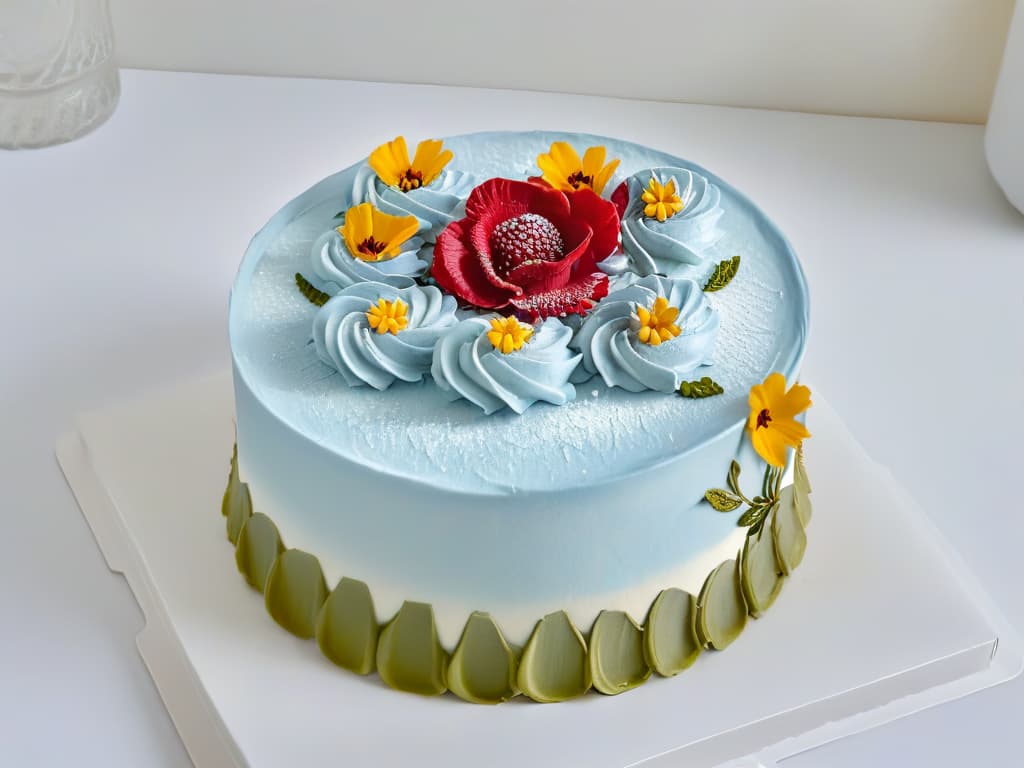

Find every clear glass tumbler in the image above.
[0,0,119,149]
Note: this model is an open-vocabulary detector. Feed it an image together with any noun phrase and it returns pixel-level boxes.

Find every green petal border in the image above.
[220,444,813,703]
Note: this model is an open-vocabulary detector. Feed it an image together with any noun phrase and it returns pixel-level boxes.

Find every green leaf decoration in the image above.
[447,611,519,704]
[737,503,770,529]
[696,558,748,650]
[643,588,701,677]
[517,611,591,703]
[772,486,808,575]
[705,488,744,512]
[703,255,741,292]
[222,444,252,545]
[376,601,449,696]
[295,272,331,307]
[679,377,724,398]
[316,577,379,675]
[264,549,329,639]
[728,459,742,495]
[588,610,651,695]
[741,524,784,618]
[235,513,284,592]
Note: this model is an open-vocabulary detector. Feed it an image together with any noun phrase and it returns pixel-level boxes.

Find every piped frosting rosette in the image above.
[311,228,427,290]
[431,316,582,414]
[351,163,476,241]
[314,281,458,390]
[572,275,720,393]
[620,167,724,278]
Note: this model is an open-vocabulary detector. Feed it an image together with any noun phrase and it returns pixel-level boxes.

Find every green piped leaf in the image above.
[235,513,284,592]
[772,486,807,575]
[376,601,448,696]
[678,377,724,399]
[741,524,784,618]
[705,488,743,512]
[264,549,328,639]
[517,611,590,703]
[703,255,740,292]
[644,588,701,676]
[447,611,518,704]
[588,611,651,695]
[737,503,771,529]
[696,558,748,650]
[222,444,252,545]
[295,272,331,307]
[316,577,379,675]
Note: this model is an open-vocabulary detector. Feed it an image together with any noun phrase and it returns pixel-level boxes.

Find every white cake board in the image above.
[56,370,1021,768]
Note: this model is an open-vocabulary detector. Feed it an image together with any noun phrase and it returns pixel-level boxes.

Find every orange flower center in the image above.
[756,408,772,430]
[566,170,594,189]
[357,236,388,257]
[398,168,424,192]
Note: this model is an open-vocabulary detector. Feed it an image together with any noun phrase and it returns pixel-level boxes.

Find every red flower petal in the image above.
[509,272,610,320]
[568,188,620,268]
[611,180,629,220]
[432,219,513,308]
[466,178,570,223]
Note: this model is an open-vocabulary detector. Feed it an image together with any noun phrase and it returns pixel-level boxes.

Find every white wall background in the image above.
[111,0,1014,124]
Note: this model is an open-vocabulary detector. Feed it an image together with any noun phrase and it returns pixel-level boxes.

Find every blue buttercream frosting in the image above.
[432,317,581,414]
[311,228,428,291]
[351,164,476,241]
[620,167,724,279]
[572,275,719,393]
[313,281,458,390]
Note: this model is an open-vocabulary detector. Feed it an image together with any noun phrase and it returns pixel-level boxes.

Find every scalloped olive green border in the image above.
[221,445,813,703]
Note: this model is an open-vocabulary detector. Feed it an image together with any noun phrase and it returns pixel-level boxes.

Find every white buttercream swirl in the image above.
[314,282,458,391]
[311,229,428,291]
[351,164,476,241]
[620,167,724,278]
[571,275,720,393]
[431,317,582,414]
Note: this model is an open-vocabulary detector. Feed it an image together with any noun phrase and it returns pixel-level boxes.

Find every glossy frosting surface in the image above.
[230,131,808,496]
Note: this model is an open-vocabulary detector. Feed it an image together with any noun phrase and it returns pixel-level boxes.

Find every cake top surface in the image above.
[230,131,808,495]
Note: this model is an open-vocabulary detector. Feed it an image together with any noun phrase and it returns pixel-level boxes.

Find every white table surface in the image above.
[1,69,1021,767]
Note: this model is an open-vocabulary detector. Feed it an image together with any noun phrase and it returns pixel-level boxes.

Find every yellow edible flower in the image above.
[339,202,419,262]
[536,141,619,195]
[636,297,681,346]
[486,316,533,354]
[365,297,409,335]
[747,373,812,468]
[641,176,685,222]
[368,136,453,192]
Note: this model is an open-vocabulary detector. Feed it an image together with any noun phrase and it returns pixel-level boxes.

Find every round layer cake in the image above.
[227,130,811,701]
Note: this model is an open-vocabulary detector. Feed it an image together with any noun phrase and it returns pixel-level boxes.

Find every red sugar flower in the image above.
[432,178,619,319]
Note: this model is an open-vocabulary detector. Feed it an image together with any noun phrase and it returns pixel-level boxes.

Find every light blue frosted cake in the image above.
[224,131,814,703]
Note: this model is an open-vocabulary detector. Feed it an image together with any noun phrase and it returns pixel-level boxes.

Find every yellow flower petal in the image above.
[751,427,789,468]
[368,136,411,187]
[410,139,453,186]
[341,202,375,259]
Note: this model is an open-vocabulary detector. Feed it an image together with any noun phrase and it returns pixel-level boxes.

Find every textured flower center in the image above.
[488,213,566,278]
[357,236,388,257]
[566,170,594,189]
[756,408,772,430]
[398,168,424,192]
